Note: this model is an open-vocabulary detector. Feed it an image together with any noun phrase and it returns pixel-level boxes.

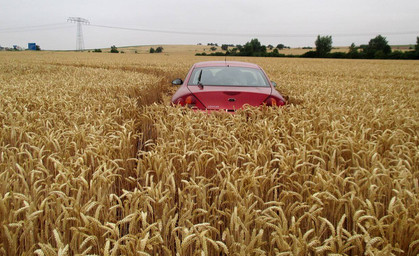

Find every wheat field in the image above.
[0,51,418,255]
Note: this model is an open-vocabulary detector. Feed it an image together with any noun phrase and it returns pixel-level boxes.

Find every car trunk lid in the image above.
[188,86,272,111]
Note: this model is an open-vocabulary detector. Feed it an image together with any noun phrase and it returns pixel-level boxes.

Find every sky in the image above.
[1,0,418,50]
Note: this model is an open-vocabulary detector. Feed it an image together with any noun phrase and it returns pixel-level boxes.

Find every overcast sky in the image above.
[1,0,418,50]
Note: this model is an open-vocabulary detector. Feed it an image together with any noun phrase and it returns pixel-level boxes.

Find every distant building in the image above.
[28,43,37,51]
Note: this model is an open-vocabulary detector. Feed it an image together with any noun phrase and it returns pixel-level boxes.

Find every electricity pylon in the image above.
[67,17,90,51]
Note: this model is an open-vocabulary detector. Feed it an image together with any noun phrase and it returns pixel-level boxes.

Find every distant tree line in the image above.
[196,36,419,59]
[301,35,419,59]
[197,39,291,57]
[91,45,164,54]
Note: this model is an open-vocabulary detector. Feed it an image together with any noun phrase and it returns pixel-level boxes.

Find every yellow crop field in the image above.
[0,50,418,255]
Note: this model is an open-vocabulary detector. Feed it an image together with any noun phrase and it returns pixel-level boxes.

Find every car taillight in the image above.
[175,95,198,108]
[264,97,285,107]
[185,95,196,105]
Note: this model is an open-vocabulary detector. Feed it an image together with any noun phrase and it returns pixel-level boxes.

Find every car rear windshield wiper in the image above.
[197,69,204,89]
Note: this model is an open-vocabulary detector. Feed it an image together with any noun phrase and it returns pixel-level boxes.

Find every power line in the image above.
[90,24,418,38]
[0,22,417,39]
[0,23,71,33]
[90,24,257,37]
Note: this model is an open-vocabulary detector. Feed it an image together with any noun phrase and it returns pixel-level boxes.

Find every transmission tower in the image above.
[67,17,90,51]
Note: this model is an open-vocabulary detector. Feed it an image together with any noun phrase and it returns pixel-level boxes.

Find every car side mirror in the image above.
[271,81,277,87]
[172,78,183,86]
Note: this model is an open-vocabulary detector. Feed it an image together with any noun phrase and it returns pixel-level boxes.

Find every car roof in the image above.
[193,61,261,69]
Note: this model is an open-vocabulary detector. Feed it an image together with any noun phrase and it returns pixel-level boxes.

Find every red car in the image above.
[171,61,286,112]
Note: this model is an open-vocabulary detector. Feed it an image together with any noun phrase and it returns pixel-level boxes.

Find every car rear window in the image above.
[188,66,270,87]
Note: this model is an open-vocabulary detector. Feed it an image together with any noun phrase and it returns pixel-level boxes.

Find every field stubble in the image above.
[0,51,418,255]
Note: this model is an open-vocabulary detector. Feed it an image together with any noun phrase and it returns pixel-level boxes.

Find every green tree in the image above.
[365,35,391,58]
[276,44,285,50]
[347,43,359,58]
[415,36,419,52]
[155,46,164,53]
[270,48,281,57]
[315,35,333,57]
[349,43,356,52]
[110,45,118,53]
[149,47,155,53]
[241,38,266,56]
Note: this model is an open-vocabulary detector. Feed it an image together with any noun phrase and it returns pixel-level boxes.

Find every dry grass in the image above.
[0,50,418,255]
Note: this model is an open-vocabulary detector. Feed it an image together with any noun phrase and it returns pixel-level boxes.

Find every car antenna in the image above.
[197,69,204,89]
